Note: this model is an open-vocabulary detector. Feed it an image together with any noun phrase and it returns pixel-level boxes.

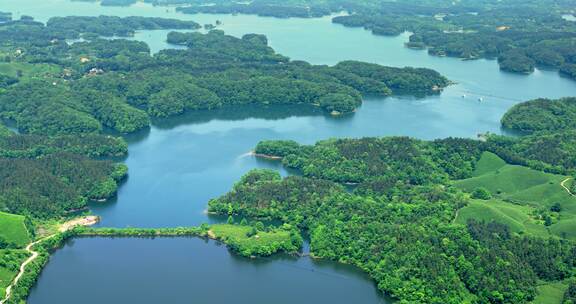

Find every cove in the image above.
[2,1,576,303]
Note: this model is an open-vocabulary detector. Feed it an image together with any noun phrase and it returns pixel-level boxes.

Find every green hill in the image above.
[456,164,561,197]
[455,199,549,237]
[472,151,507,177]
[455,152,576,240]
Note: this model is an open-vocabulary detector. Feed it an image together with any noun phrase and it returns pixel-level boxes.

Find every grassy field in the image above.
[455,199,549,237]
[532,281,568,304]
[0,249,29,299]
[472,150,507,177]
[455,152,576,240]
[210,224,298,257]
[0,62,61,80]
[0,212,31,248]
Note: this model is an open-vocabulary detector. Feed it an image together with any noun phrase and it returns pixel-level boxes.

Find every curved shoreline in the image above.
[0,216,99,304]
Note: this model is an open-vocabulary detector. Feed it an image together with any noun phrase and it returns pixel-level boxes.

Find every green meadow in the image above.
[0,62,61,80]
[0,212,31,248]
[455,199,549,237]
[532,281,569,304]
[210,224,300,257]
[455,152,576,240]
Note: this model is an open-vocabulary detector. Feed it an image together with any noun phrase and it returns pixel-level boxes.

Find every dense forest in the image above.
[255,132,576,182]
[501,97,576,133]
[0,14,448,220]
[0,18,448,135]
[210,166,576,303]
[0,151,127,219]
[207,99,576,303]
[0,121,128,219]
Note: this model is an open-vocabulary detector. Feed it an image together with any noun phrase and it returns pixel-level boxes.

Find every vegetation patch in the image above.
[501,97,576,133]
[455,152,576,239]
[0,249,30,299]
[210,223,302,257]
[0,62,61,82]
[0,212,31,248]
[455,199,548,237]
[472,151,507,177]
[533,281,569,304]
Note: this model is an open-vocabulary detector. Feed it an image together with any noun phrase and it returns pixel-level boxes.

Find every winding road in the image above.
[561,177,575,197]
[0,216,98,304]
[0,235,53,304]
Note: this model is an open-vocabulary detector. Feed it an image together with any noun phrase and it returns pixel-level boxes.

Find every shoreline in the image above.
[1,216,99,304]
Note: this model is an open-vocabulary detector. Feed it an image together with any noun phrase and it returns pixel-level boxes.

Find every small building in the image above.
[87,68,104,77]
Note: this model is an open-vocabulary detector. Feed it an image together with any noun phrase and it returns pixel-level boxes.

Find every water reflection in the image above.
[151,104,323,131]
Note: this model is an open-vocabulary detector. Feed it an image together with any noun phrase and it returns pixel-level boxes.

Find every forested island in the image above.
[0,15,448,137]
[119,0,576,80]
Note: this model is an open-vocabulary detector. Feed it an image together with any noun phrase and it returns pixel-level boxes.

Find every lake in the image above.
[1,1,576,303]
[27,237,388,304]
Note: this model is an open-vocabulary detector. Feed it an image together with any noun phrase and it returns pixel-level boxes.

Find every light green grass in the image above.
[532,281,568,304]
[473,151,507,177]
[211,224,292,248]
[456,199,549,237]
[455,165,560,196]
[455,152,575,209]
[0,212,31,248]
[0,62,61,79]
[509,181,576,211]
[549,219,576,240]
[210,224,297,257]
[455,152,576,239]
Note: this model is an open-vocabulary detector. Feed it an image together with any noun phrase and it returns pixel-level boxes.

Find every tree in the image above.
[471,187,492,200]
[246,227,257,237]
[255,221,265,231]
[544,215,553,226]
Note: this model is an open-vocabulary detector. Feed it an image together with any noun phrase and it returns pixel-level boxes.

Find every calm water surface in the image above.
[2,1,576,303]
[27,238,388,304]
